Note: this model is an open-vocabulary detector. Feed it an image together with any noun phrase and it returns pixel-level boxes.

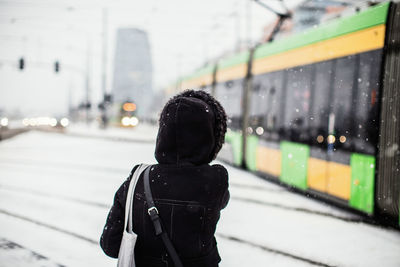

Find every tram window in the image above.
[225,80,234,88]
[267,71,284,134]
[283,66,312,143]
[248,81,265,133]
[249,76,268,117]
[332,56,356,143]
[251,71,284,140]
[215,78,243,130]
[310,61,332,145]
[353,50,382,154]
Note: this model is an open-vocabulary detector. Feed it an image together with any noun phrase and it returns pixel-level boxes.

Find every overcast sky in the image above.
[0,0,304,116]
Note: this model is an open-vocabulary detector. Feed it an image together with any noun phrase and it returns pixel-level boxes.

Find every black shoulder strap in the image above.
[143,166,184,267]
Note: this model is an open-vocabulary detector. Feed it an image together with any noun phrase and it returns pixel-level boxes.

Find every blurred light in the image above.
[123,102,136,112]
[22,118,29,126]
[121,116,131,126]
[130,117,139,126]
[49,118,57,127]
[339,135,347,143]
[0,117,8,127]
[327,135,336,144]
[29,118,37,126]
[256,127,264,135]
[247,127,253,134]
[37,117,50,125]
[317,135,324,143]
[60,118,69,127]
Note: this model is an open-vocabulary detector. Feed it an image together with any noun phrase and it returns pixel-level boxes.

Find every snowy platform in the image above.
[0,129,399,267]
[65,123,158,143]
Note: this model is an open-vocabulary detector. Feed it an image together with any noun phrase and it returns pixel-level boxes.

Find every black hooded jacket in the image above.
[100,91,229,267]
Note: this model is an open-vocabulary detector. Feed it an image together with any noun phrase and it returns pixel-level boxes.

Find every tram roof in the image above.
[254,1,390,60]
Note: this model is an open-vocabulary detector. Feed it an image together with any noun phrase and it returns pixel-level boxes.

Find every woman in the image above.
[100,90,230,267]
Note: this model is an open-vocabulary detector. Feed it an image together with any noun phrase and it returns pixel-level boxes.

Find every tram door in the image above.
[308,58,355,201]
[325,113,352,201]
[325,57,355,201]
[307,62,331,195]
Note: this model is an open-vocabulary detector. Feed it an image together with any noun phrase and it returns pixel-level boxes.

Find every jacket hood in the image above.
[155,90,227,165]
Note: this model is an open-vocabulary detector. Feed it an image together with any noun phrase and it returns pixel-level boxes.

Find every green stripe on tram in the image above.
[225,131,243,166]
[350,154,376,214]
[280,141,310,190]
[218,51,250,70]
[254,1,390,60]
[245,135,258,171]
[184,64,215,81]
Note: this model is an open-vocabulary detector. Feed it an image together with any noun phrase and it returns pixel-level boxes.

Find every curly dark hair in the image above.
[161,89,227,161]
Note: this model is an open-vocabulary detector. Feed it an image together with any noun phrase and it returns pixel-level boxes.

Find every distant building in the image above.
[112,28,153,117]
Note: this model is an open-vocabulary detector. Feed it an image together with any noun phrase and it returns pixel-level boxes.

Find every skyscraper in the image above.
[112,28,152,117]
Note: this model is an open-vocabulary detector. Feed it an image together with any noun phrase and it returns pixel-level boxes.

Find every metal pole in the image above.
[253,0,290,17]
[241,48,255,168]
[234,0,241,51]
[246,0,252,47]
[85,37,92,125]
[68,73,72,117]
[101,7,108,98]
[100,7,108,128]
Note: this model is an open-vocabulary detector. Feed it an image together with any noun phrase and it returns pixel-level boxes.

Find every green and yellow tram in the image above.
[179,2,400,226]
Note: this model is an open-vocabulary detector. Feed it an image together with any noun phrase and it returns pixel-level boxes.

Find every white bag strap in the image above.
[124,164,149,234]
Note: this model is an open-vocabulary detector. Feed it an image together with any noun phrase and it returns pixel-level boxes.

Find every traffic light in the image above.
[54,61,60,73]
[104,94,112,103]
[123,102,136,112]
[19,57,24,70]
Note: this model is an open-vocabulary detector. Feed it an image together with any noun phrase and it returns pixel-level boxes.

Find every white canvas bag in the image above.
[117,164,148,267]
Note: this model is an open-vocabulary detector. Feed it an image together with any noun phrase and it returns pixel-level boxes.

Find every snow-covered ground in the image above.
[0,128,399,267]
[66,122,158,143]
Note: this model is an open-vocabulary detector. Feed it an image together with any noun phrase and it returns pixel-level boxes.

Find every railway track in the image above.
[0,238,65,267]
[0,181,373,225]
[0,206,335,267]
[0,128,30,141]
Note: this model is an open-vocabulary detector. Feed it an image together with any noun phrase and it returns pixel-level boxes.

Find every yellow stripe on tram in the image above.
[256,146,281,177]
[181,74,214,89]
[327,161,351,200]
[307,158,328,192]
[252,24,386,75]
[216,64,248,83]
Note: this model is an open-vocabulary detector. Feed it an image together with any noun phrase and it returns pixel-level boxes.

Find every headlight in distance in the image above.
[49,118,57,127]
[121,116,131,126]
[0,117,8,127]
[60,118,69,127]
[29,118,37,126]
[22,118,29,126]
[130,117,139,126]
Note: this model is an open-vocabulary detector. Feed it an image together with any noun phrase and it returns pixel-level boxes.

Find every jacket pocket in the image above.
[144,199,206,258]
